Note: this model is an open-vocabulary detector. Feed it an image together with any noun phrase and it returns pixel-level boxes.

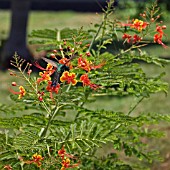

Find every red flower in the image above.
[80,74,99,90]
[18,86,26,99]
[122,33,141,44]
[122,33,132,43]
[59,58,72,69]
[60,71,77,85]
[154,25,168,48]
[37,91,44,102]
[46,81,60,99]
[133,34,142,43]
[80,74,91,86]
[86,51,91,56]
[58,146,66,160]
[78,57,91,72]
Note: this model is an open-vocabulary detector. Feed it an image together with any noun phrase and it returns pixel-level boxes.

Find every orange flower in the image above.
[58,146,80,170]
[24,153,43,167]
[61,158,71,170]
[120,19,148,31]
[46,63,54,73]
[59,58,72,69]
[78,57,104,72]
[78,57,91,72]
[60,71,77,85]
[37,63,55,84]
[131,19,148,31]
[32,153,43,167]
[9,86,26,99]
[18,86,26,99]
[37,72,51,84]
[59,58,69,65]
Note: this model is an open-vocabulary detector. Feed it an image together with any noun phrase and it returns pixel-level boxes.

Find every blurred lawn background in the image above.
[0,2,170,169]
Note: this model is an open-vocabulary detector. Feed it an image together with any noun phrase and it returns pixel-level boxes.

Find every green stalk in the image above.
[127,97,144,116]
[40,105,63,138]
[88,0,114,53]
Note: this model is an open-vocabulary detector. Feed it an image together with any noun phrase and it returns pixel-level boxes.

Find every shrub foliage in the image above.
[0,1,170,169]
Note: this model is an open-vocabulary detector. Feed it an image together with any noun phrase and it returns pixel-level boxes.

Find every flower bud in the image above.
[27,69,32,75]
[9,72,16,76]
[50,53,56,58]
[12,82,17,86]
[150,18,155,22]
[162,25,166,29]
[86,52,91,57]
[38,96,43,102]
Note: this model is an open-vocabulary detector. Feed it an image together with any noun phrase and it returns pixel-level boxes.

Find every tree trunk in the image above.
[0,0,32,70]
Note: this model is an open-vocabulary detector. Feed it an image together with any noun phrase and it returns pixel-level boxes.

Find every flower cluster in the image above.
[121,18,148,44]
[17,153,44,168]
[58,146,79,170]
[122,33,142,44]
[78,57,104,72]
[121,17,167,48]
[36,63,55,84]
[9,52,103,101]
[4,146,80,169]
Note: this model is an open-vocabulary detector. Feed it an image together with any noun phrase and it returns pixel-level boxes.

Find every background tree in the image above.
[0,0,32,70]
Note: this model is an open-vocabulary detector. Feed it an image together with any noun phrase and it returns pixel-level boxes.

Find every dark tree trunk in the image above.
[0,0,32,70]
